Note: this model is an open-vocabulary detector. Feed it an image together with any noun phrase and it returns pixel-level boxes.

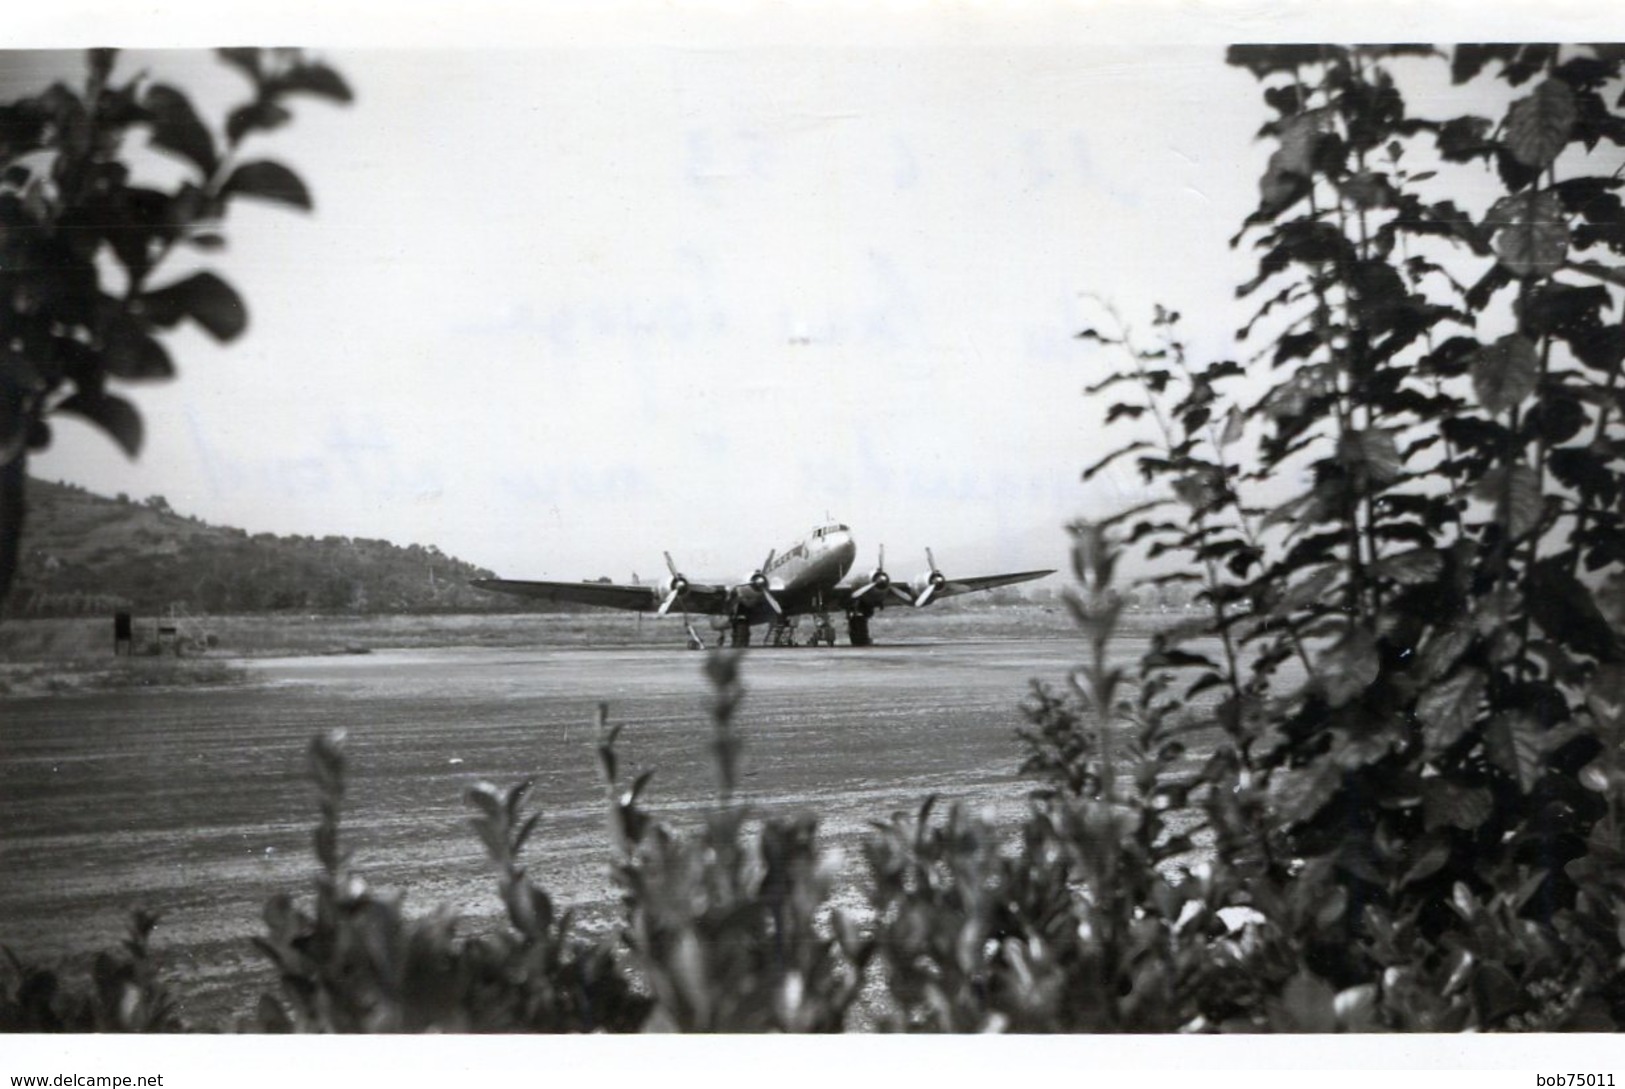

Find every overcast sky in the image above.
[11,3,1623,583]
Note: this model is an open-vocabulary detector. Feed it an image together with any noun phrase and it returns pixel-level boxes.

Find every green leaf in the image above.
[226,101,293,145]
[1470,333,1539,414]
[1338,428,1402,484]
[1400,833,1452,886]
[1473,963,1523,1025]
[1472,585,1520,636]
[1472,463,1542,539]
[1272,564,1341,618]
[1486,711,1545,793]
[1579,759,1612,794]
[141,272,247,342]
[1334,984,1381,1031]
[1418,668,1487,756]
[54,391,142,457]
[1453,45,1518,85]
[101,318,175,380]
[1171,470,1221,511]
[1488,191,1570,278]
[276,62,353,103]
[1275,972,1338,1033]
[1528,559,1623,664]
[1256,109,1332,217]
[1276,108,1332,177]
[1505,78,1578,168]
[1332,716,1403,769]
[1527,395,1586,445]
[1262,364,1335,421]
[513,811,541,854]
[1565,259,1625,291]
[1317,626,1380,707]
[1229,45,1342,79]
[464,780,503,819]
[1373,547,1444,586]
[1588,663,1625,734]
[1081,441,1152,481]
[1268,762,1342,824]
[1437,114,1495,160]
[1419,622,1475,682]
[1341,170,1391,210]
[1450,881,1479,922]
[1421,779,1494,831]
[1313,884,1348,930]
[217,48,263,86]
[221,160,312,210]
[143,84,218,176]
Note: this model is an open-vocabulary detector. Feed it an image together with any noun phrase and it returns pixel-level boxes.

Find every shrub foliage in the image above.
[0,49,350,607]
[1066,43,1625,1029]
[5,43,1625,1033]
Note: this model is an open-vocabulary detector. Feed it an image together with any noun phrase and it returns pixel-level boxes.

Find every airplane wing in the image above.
[923,569,1056,599]
[835,567,1054,608]
[471,578,734,614]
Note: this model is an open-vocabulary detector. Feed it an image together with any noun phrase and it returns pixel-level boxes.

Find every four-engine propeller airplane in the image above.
[471,521,1053,647]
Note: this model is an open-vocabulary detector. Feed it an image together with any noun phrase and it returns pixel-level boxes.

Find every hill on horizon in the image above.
[4,479,545,619]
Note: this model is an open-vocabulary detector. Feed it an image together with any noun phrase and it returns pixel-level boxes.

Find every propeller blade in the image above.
[925,547,938,575]
[852,544,894,603]
[748,549,782,613]
[915,584,937,608]
[889,584,916,604]
[657,588,680,616]
[664,551,680,578]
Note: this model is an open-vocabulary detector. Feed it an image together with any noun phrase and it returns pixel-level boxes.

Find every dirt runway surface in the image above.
[0,636,1100,1025]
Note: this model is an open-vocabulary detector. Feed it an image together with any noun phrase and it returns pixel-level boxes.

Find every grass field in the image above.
[0,600,1190,660]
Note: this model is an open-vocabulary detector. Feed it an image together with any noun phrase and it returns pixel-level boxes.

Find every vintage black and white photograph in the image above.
[4,0,1625,1079]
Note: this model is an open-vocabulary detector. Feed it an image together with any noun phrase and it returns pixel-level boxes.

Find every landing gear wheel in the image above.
[848,615,872,647]
[730,618,752,647]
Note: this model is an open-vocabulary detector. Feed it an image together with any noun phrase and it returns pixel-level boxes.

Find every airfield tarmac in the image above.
[0,635,1107,1026]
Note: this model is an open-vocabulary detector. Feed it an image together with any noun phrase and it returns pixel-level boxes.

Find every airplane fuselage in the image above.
[734,524,857,624]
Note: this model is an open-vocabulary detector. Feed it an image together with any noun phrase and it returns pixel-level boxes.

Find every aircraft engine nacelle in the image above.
[912,571,946,597]
[851,544,915,606]
[656,551,693,616]
[911,548,950,607]
[741,550,783,615]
